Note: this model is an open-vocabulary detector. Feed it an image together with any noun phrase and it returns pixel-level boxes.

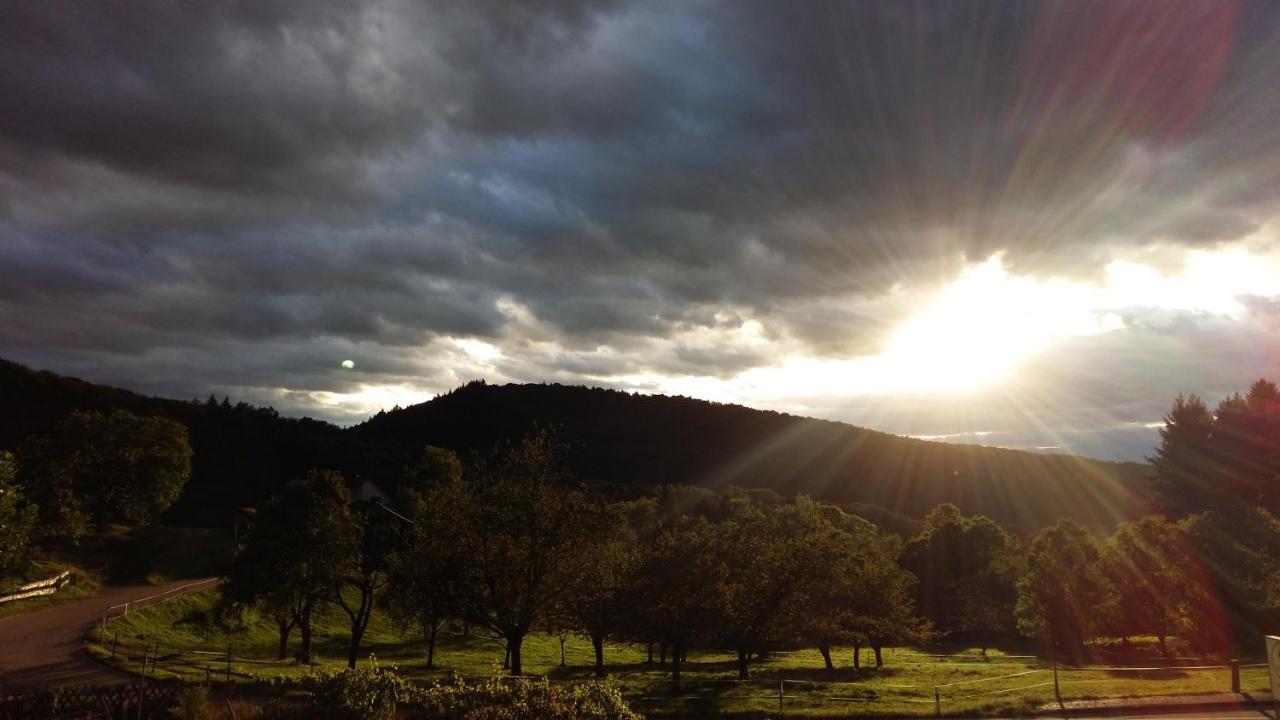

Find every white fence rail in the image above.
[101,578,218,629]
[0,570,71,605]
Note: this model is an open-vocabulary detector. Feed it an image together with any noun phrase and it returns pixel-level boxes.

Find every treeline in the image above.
[225,432,925,686]
[0,358,345,528]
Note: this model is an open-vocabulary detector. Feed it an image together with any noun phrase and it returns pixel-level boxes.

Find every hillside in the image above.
[0,359,1153,532]
[353,381,1153,533]
[0,358,345,525]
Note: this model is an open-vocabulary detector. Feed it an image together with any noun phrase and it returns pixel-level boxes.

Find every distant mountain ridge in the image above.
[0,358,1152,532]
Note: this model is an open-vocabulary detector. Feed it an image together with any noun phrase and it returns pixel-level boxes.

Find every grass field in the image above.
[86,589,1271,718]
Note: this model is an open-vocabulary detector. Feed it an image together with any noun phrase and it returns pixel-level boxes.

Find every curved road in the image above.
[0,578,214,692]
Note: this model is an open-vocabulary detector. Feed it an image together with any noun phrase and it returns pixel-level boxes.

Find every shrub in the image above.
[300,666,420,720]
[168,684,214,720]
[419,674,641,720]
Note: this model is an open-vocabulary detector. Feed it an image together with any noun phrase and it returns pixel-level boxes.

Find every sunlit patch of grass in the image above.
[85,589,1267,718]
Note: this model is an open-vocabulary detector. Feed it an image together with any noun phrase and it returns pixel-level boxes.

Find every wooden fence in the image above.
[0,570,71,605]
[0,681,182,720]
[100,578,218,631]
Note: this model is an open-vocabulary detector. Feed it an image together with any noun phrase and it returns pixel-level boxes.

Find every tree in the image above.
[1103,516,1213,657]
[632,517,725,689]
[556,503,640,677]
[386,485,458,670]
[849,533,927,668]
[713,501,846,679]
[1015,520,1115,661]
[0,451,37,577]
[19,410,191,538]
[396,445,462,503]
[430,430,603,676]
[226,470,352,663]
[1150,394,1218,517]
[781,504,879,670]
[333,499,396,668]
[903,505,1016,647]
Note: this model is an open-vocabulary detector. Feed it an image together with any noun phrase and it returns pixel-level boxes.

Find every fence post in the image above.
[226,643,233,683]
[778,679,784,715]
[1053,661,1062,707]
[111,632,119,658]
[934,686,940,717]
[1231,658,1241,693]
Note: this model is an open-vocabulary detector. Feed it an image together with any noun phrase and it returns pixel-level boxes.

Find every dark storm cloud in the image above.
[2,0,1280,440]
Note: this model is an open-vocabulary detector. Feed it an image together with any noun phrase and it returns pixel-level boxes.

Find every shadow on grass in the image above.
[1101,667,1190,680]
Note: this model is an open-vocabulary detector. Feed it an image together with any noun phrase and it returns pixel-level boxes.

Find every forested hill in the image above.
[1,359,1152,533]
[353,381,1152,533]
[0,358,345,525]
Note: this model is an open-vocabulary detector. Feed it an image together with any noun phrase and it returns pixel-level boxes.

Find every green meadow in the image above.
[86,589,1269,718]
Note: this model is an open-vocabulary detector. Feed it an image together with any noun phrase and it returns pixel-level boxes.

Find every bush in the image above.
[419,675,641,720]
[169,684,214,720]
[301,666,419,720]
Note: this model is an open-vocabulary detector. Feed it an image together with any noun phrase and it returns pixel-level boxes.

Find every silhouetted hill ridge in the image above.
[0,359,1151,532]
[355,380,1151,532]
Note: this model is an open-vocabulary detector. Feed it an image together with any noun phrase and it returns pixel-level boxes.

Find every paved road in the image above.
[0,578,214,692]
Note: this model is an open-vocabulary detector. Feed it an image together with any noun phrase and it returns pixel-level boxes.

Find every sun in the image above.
[871,257,1112,392]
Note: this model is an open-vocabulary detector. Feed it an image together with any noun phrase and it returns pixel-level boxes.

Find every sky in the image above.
[2,1,1279,462]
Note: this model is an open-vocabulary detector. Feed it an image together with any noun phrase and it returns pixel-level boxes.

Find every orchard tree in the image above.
[850,534,927,668]
[633,517,725,689]
[779,503,878,670]
[334,499,397,668]
[903,505,1016,644]
[1103,516,1211,657]
[1016,520,1115,661]
[431,430,604,676]
[556,503,641,677]
[226,470,353,663]
[714,501,846,678]
[386,484,459,669]
[19,410,191,538]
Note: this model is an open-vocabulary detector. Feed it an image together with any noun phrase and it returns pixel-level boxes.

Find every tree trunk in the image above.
[818,642,834,670]
[508,633,525,676]
[659,641,667,667]
[347,624,366,668]
[670,640,683,690]
[852,642,861,670]
[275,615,293,661]
[559,636,567,667]
[592,632,606,677]
[1158,632,1169,658]
[647,641,654,665]
[737,649,749,680]
[299,618,313,664]
[873,644,883,667]
[503,645,510,670]
[297,596,317,664]
[425,621,439,669]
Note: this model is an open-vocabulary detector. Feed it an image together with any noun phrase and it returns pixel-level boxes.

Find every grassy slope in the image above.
[86,590,1269,718]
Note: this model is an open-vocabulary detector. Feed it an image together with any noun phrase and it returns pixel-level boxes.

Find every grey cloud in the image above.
[3,1,1280,450]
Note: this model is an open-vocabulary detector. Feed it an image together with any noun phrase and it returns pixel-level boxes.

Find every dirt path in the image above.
[0,578,215,692]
